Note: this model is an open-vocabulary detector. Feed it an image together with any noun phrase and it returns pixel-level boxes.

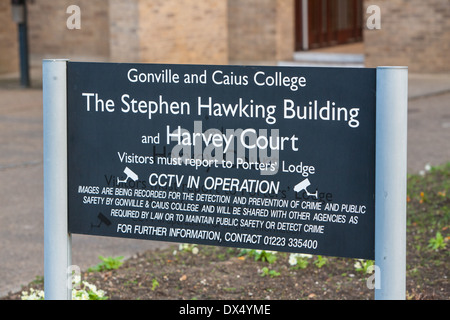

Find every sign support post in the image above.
[375,66,408,300]
[43,59,72,300]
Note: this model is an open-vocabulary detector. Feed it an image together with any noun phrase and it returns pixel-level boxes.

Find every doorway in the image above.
[295,0,363,51]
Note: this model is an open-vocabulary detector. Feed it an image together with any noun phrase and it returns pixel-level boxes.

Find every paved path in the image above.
[0,73,449,297]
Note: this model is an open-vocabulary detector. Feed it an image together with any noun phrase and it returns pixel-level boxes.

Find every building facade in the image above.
[363,0,450,73]
[0,0,449,77]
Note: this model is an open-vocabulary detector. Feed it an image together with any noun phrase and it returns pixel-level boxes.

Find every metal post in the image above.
[375,66,408,300]
[43,59,71,300]
[11,0,30,87]
[18,7,30,88]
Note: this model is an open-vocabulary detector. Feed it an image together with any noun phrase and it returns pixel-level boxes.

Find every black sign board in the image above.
[67,62,376,259]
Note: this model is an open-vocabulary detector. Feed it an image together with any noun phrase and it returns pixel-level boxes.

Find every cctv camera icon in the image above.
[294,178,318,198]
[117,167,139,184]
[91,212,112,229]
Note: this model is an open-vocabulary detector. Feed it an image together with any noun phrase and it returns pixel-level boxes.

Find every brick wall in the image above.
[0,2,19,74]
[364,0,450,73]
[2,0,449,76]
[228,0,294,63]
[109,0,140,63]
[2,0,227,71]
[136,0,228,64]
[275,0,295,61]
[27,0,110,60]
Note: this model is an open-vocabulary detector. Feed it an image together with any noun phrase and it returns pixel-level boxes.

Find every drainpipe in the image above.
[302,0,308,51]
